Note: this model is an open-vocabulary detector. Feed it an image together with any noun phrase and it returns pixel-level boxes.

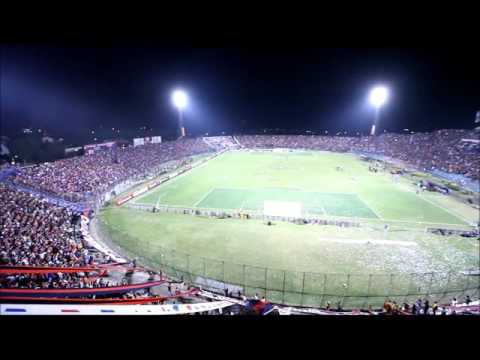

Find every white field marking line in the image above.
[396,178,475,225]
[214,187,357,195]
[316,201,327,216]
[193,188,216,207]
[134,186,164,203]
[155,192,168,208]
[311,203,327,216]
[395,180,472,224]
[356,195,384,221]
[134,151,227,203]
[418,194,474,226]
[239,200,246,212]
[319,238,418,246]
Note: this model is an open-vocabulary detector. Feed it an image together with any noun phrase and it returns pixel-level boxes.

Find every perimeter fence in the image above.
[96,216,479,309]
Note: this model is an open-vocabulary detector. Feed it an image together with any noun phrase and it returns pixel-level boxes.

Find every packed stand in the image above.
[0,272,120,290]
[238,129,480,180]
[0,183,193,297]
[12,138,213,202]
[0,184,99,267]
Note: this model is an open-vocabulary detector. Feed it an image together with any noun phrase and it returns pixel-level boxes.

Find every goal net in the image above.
[263,201,303,218]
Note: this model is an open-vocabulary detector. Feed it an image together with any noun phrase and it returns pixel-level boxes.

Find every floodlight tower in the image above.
[475,110,480,133]
[171,89,188,137]
[369,86,389,136]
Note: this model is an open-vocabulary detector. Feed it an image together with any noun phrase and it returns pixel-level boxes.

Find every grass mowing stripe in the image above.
[197,188,379,219]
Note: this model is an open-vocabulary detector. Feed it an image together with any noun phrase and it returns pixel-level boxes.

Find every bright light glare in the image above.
[171,90,188,109]
[369,86,389,108]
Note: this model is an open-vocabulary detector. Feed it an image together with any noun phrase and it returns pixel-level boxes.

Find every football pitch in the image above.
[132,151,471,225]
[100,150,479,308]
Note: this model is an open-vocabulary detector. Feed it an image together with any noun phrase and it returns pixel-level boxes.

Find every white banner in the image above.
[134,136,161,146]
[0,300,234,315]
[133,138,145,147]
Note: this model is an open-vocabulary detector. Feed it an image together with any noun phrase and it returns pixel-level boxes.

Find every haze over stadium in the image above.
[0,45,479,316]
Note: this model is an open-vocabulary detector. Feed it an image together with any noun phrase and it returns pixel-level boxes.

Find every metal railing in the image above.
[95,217,479,310]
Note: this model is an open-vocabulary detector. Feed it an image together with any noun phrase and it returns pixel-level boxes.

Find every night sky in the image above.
[1,46,479,144]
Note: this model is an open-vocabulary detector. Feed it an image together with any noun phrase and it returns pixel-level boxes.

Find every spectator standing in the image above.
[451,297,457,307]
[336,301,343,312]
[411,302,417,315]
[416,298,423,313]
[423,299,430,315]
[432,301,438,315]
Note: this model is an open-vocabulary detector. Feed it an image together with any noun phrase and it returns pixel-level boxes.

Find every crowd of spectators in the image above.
[0,183,111,268]
[380,295,476,315]
[238,129,480,180]
[12,138,212,202]
[0,272,119,289]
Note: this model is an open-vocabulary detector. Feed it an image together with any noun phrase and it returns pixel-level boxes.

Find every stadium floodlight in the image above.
[171,89,188,137]
[368,85,389,136]
[369,86,389,108]
[172,89,188,110]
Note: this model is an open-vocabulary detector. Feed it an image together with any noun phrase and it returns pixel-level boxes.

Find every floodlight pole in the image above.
[370,106,380,136]
[178,108,186,137]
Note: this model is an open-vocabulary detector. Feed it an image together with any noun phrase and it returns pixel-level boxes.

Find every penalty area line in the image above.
[319,238,418,246]
[238,200,245,213]
[155,192,167,208]
[355,195,384,221]
[193,188,216,207]
[318,202,327,216]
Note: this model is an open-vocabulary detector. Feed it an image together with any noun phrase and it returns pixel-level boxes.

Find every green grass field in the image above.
[100,150,479,308]
[133,151,471,225]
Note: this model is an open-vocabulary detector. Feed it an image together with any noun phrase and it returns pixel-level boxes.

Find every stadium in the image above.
[1,47,479,316]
